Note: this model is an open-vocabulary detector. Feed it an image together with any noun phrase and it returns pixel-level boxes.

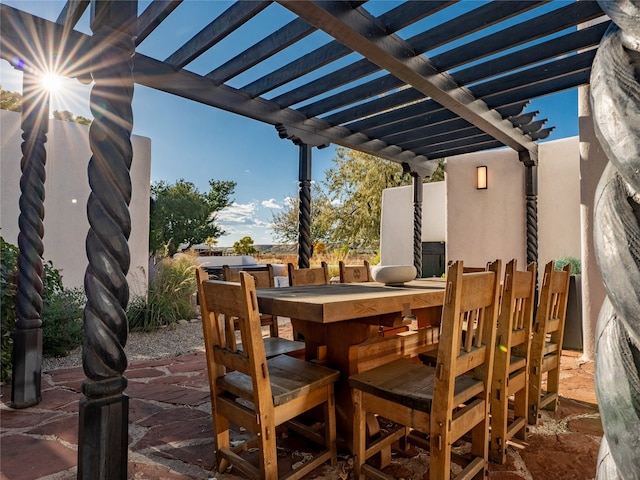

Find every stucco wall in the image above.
[1,110,151,296]
[380,137,582,275]
[380,181,446,265]
[445,148,527,269]
[538,137,581,270]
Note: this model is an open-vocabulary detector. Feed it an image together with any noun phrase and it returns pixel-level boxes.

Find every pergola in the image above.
[1,1,638,479]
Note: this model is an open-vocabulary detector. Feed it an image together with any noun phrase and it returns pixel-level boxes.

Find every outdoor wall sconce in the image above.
[476,165,488,190]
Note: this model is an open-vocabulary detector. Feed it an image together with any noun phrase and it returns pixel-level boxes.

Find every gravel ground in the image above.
[42,319,206,371]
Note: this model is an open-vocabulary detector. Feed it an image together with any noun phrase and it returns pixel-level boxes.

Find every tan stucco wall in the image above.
[380,137,582,275]
[538,137,581,270]
[445,148,527,270]
[1,110,151,296]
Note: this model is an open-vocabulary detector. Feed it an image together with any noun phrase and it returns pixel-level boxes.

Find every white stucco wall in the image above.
[380,137,582,275]
[1,110,151,296]
[380,181,446,265]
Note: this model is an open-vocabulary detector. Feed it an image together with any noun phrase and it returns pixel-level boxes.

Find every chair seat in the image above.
[349,358,483,413]
[238,337,305,359]
[219,354,340,406]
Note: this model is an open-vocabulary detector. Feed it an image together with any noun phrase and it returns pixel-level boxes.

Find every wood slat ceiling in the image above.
[0,0,609,174]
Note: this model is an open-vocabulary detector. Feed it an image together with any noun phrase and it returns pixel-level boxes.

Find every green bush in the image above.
[1,236,85,382]
[1,238,18,383]
[42,288,85,357]
[555,256,581,275]
[127,255,198,332]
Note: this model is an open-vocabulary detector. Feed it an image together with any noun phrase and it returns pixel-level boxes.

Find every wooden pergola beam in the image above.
[279,1,538,160]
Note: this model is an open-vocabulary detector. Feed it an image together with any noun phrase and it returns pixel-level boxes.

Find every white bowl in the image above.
[370,265,417,285]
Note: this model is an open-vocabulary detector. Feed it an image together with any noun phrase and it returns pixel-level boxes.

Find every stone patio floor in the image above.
[1,351,602,480]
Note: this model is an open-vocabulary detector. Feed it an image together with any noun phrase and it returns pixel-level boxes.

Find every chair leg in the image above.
[513,382,529,441]
[545,361,560,411]
[325,384,338,466]
[429,427,452,480]
[489,386,507,464]
[269,315,279,337]
[528,363,542,425]
[470,415,489,480]
[258,419,279,479]
[352,389,367,480]
[213,414,231,473]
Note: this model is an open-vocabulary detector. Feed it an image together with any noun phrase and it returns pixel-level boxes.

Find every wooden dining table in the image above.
[256,278,447,448]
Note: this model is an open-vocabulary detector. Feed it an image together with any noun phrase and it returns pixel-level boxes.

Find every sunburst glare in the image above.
[41,72,62,92]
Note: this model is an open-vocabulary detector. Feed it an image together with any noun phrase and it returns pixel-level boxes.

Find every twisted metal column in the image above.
[11,71,49,408]
[78,2,136,478]
[522,153,539,267]
[412,172,423,278]
[590,2,640,478]
[297,143,312,269]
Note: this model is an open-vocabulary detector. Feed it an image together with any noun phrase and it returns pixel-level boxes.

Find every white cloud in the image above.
[217,202,257,224]
[261,198,281,209]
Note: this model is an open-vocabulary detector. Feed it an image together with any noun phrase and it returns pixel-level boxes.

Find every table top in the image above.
[256,278,447,324]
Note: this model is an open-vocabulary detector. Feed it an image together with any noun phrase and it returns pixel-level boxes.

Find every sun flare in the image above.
[41,72,62,92]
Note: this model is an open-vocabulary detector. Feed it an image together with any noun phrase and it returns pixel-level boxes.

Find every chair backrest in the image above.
[435,259,501,395]
[497,259,537,359]
[196,269,270,397]
[223,264,275,289]
[288,261,330,286]
[533,260,571,349]
[339,260,371,283]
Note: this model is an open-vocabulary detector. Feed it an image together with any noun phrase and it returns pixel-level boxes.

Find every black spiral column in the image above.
[297,143,312,269]
[77,2,136,479]
[412,171,423,278]
[11,71,49,408]
[590,2,640,477]
[521,152,539,267]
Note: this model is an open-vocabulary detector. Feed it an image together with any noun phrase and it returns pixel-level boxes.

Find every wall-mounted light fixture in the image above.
[476,165,488,190]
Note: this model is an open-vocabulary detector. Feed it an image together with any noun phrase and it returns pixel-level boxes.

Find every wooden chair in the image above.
[197,270,339,479]
[489,259,536,464]
[528,260,571,425]
[287,261,330,287]
[287,262,330,343]
[223,264,279,337]
[339,260,371,283]
[197,268,304,360]
[349,260,502,480]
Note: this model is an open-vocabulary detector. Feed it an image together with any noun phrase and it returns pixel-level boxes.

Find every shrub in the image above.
[42,288,85,357]
[1,238,18,383]
[1,236,83,381]
[127,255,198,332]
[555,256,581,275]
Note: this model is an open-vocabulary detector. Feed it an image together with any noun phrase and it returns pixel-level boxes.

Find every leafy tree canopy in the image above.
[150,179,236,257]
[53,110,91,125]
[0,85,22,112]
[322,148,412,250]
[270,183,334,247]
[233,236,258,255]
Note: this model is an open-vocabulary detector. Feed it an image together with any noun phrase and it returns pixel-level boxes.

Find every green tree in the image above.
[233,236,258,255]
[323,148,412,250]
[270,183,334,246]
[0,85,22,112]
[53,110,91,125]
[150,179,236,257]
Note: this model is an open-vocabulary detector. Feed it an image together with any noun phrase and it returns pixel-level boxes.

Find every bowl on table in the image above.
[370,265,417,285]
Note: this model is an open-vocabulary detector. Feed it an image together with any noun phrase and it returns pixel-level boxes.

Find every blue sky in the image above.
[0,1,579,246]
